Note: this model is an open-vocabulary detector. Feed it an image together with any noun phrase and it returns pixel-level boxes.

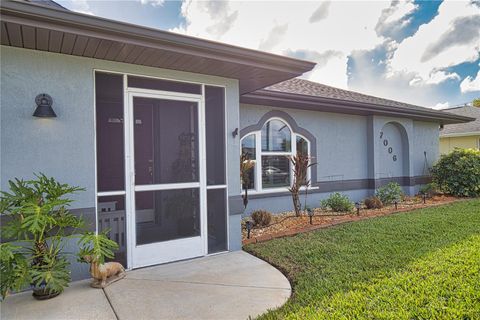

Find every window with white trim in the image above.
[241,118,311,192]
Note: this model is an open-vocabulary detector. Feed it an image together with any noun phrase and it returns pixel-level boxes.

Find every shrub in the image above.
[320,193,354,212]
[364,196,383,209]
[0,174,85,299]
[251,210,272,227]
[375,182,404,205]
[419,183,439,198]
[431,148,480,197]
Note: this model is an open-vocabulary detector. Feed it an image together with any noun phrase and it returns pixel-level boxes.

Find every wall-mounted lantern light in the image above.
[33,94,56,118]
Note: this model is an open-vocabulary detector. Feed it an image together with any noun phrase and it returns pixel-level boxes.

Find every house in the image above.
[0,0,473,278]
[439,105,480,154]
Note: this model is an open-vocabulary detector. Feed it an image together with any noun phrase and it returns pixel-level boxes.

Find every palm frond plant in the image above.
[288,153,315,217]
[240,152,255,209]
[77,231,119,265]
[0,173,85,300]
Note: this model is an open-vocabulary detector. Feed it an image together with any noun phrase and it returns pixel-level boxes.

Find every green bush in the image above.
[419,182,439,198]
[320,192,354,212]
[364,196,383,209]
[431,148,480,197]
[375,182,404,205]
[251,210,272,227]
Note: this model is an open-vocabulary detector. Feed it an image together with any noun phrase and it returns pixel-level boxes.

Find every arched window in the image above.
[241,118,311,191]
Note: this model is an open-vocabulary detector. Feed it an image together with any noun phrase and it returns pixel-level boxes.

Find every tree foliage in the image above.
[472,98,480,108]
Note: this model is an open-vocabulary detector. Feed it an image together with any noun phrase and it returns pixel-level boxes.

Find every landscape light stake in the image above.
[355,202,361,216]
[246,220,252,239]
[422,193,427,204]
[394,200,398,210]
[307,208,313,225]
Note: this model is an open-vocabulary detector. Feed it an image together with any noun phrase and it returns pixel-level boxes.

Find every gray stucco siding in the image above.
[412,121,440,177]
[239,104,441,214]
[240,103,370,182]
[1,46,240,208]
[1,46,242,263]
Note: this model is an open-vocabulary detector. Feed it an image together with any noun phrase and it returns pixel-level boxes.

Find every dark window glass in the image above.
[241,134,256,190]
[262,156,290,188]
[207,189,227,253]
[296,136,309,156]
[261,119,291,152]
[133,97,199,185]
[98,195,127,267]
[96,72,125,192]
[205,86,226,186]
[128,76,201,95]
[135,189,200,245]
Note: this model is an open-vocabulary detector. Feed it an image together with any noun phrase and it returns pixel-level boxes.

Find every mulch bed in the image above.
[242,195,461,245]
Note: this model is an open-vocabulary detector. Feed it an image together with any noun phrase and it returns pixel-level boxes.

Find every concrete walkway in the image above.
[1,251,291,320]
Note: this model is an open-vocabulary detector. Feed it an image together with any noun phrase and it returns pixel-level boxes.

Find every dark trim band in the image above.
[247,175,432,199]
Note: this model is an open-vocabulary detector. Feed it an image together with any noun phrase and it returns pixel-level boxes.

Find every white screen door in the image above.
[126,91,206,268]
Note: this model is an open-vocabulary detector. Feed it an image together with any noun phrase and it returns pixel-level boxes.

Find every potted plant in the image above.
[0,174,84,300]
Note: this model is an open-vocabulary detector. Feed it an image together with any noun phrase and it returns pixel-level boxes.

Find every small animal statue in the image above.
[83,255,126,288]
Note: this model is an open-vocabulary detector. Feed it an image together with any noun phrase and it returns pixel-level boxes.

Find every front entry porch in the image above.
[1,251,291,320]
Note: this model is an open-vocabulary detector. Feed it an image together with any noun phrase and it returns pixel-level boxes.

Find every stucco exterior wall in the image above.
[439,135,480,154]
[240,104,441,213]
[240,104,369,181]
[1,46,242,277]
[412,121,440,175]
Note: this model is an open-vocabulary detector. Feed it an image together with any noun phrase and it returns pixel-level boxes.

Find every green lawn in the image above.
[245,199,480,320]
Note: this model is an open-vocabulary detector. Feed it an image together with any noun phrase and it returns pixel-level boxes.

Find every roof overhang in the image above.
[0,0,315,94]
[241,90,475,125]
[439,131,480,138]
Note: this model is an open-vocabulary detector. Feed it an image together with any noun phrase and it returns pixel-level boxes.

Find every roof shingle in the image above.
[265,78,438,113]
[440,106,480,136]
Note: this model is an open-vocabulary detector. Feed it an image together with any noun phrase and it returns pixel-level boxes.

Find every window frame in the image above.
[240,117,312,194]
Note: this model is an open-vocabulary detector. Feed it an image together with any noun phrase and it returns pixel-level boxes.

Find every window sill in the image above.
[245,186,319,196]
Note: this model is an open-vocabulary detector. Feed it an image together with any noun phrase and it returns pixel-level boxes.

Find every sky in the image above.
[57,0,480,110]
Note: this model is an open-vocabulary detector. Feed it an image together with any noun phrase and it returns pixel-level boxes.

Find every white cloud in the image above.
[140,0,165,7]
[375,0,418,37]
[460,70,480,93]
[171,0,478,106]
[433,101,450,110]
[172,0,394,89]
[69,0,93,15]
[387,1,480,86]
[409,70,460,87]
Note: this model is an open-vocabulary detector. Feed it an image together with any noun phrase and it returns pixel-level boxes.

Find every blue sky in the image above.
[58,0,479,109]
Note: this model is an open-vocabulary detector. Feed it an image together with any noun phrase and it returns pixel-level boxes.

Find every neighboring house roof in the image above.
[439,106,480,137]
[0,0,314,94]
[242,78,474,125]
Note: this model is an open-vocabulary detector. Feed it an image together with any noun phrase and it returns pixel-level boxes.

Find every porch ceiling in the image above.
[0,0,315,94]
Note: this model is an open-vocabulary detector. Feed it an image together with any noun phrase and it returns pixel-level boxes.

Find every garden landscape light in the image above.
[245,220,252,239]
[355,202,361,216]
[307,207,314,225]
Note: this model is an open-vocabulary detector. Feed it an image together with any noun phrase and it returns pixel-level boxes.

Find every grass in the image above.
[245,199,480,319]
